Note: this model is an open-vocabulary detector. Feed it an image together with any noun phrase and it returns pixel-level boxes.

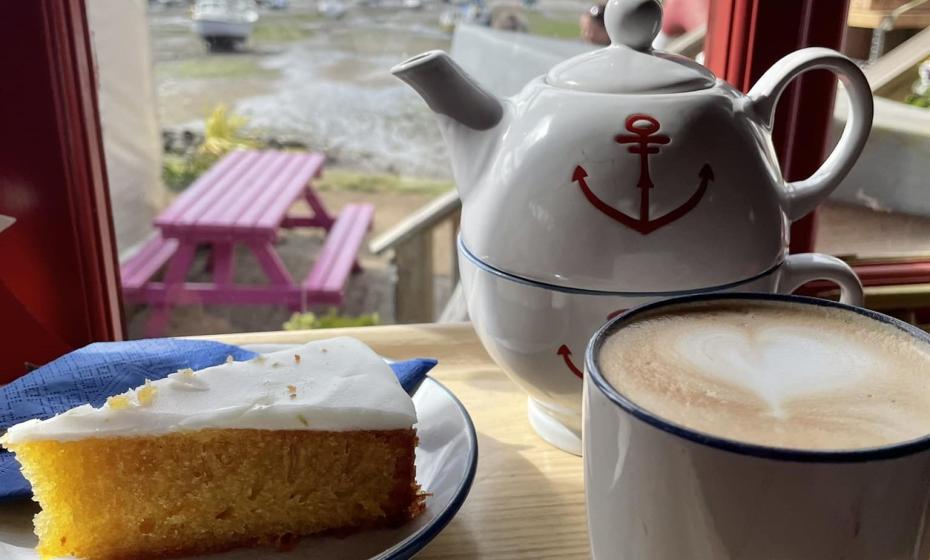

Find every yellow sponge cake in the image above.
[2,337,423,560]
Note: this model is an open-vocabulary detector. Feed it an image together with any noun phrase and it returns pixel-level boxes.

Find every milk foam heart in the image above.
[599,301,930,451]
[672,325,876,417]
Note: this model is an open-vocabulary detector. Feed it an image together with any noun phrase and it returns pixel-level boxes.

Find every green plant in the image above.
[162,153,213,191]
[201,104,261,156]
[283,309,381,331]
[162,105,265,191]
[906,58,930,108]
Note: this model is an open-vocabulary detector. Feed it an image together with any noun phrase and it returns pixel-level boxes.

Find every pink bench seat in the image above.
[120,235,179,301]
[303,203,375,306]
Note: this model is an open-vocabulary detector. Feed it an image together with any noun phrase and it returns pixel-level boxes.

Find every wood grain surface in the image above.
[199,322,590,559]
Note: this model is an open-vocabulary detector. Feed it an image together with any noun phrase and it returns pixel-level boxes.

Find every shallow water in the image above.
[150,1,453,178]
[239,16,452,177]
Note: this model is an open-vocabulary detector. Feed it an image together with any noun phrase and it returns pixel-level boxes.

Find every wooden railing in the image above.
[369,190,461,323]
[862,23,930,92]
[664,25,707,59]
[854,0,930,62]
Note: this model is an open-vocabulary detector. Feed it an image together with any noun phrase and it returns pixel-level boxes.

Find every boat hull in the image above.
[193,19,253,40]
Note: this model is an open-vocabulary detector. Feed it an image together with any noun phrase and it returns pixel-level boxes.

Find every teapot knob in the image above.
[605,0,662,51]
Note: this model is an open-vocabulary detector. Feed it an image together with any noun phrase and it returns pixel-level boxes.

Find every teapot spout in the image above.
[392,50,503,131]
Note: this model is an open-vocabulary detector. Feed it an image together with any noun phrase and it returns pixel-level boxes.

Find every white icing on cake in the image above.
[3,337,417,443]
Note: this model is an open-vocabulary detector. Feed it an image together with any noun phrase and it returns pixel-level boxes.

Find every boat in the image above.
[438,0,528,33]
[317,0,347,19]
[439,0,490,33]
[192,0,259,51]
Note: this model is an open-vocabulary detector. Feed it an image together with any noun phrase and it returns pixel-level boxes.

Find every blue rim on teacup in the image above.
[584,292,930,463]
[458,235,783,297]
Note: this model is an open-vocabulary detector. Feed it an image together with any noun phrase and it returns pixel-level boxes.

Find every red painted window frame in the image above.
[705,0,850,254]
[0,0,123,381]
[705,0,930,291]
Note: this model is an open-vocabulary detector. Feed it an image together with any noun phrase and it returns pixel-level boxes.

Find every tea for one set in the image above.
[393,0,903,557]
[395,0,872,453]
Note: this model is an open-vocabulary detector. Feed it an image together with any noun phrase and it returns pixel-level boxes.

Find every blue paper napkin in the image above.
[0,339,437,500]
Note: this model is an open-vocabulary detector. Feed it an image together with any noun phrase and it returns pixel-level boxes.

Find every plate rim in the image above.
[374,376,479,560]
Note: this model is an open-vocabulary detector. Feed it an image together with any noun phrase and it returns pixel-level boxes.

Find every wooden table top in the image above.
[155,150,327,238]
[201,322,589,559]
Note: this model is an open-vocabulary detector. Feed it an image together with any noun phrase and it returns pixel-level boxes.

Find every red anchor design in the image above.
[573,114,714,235]
[557,345,584,380]
[556,309,628,380]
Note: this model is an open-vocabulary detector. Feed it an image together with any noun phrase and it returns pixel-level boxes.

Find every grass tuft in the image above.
[157,57,277,80]
[316,169,453,196]
[525,11,580,39]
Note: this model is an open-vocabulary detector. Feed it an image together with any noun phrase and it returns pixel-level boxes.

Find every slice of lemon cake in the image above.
[1,337,423,560]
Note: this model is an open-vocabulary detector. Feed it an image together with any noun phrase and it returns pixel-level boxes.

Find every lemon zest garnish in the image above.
[106,395,131,410]
[137,380,158,406]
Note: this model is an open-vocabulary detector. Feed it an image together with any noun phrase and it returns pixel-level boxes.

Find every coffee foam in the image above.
[598,300,930,451]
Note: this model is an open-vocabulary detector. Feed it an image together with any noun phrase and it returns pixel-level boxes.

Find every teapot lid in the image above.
[546,0,715,94]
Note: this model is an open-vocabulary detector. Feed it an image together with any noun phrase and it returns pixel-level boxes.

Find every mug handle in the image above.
[776,253,864,306]
[746,48,873,221]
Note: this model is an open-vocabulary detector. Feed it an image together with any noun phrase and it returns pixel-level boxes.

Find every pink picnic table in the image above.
[121,150,374,336]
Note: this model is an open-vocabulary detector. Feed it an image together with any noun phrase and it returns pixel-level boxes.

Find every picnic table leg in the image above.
[351,213,374,274]
[280,187,335,232]
[247,241,301,311]
[212,242,235,286]
[146,241,197,337]
[304,188,335,231]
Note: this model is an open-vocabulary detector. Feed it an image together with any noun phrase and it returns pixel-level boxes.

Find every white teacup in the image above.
[460,238,863,455]
[583,293,930,559]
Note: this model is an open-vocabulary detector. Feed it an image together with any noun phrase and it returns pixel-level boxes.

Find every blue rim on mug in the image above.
[584,292,930,463]
[458,235,784,297]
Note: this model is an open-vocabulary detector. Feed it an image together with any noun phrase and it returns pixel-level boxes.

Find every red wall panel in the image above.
[0,0,123,381]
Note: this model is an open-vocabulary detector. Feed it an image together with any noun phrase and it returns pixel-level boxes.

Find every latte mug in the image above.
[584,293,930,559]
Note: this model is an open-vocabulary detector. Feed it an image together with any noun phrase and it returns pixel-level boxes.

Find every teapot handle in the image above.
[746,47,873,221]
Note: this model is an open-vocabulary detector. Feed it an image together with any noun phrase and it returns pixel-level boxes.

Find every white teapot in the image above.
[394,0,872,453]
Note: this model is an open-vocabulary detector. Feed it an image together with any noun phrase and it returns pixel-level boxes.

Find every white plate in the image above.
[0,376,478,560]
